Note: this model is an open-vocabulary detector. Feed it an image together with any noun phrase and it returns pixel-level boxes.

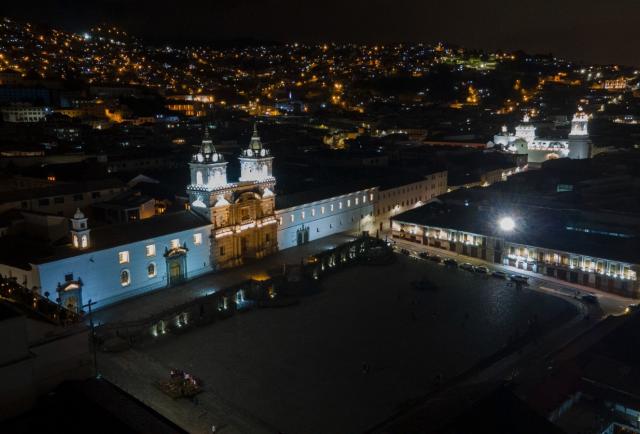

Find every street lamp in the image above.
[499,216,516,232]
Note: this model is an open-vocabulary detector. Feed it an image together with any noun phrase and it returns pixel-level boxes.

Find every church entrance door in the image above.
[166,253,187,286]
[64,295,79,313]
[296,226,309,246]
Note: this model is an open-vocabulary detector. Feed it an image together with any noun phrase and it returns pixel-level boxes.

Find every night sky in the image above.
[4,0,640,66]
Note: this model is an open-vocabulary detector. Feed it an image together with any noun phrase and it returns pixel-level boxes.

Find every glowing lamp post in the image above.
[499,216,516,232]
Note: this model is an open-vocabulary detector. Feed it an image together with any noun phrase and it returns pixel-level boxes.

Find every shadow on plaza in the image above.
[94,235,396,351]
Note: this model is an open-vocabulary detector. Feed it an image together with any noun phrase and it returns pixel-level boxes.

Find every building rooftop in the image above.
[0,179,125,205]
[0,210,210,268]
[393,201,640,264]
[276,181,374,210]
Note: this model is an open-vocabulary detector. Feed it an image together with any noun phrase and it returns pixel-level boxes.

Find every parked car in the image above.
[474,266,490,274]
[444,258,458,267]
[581,294,598,304]
[400,248,410,255]
[428,255,442,263]
[418,252,430,259]
[491,271,507,279]
[460,262,475,271]
[509,274,529,284]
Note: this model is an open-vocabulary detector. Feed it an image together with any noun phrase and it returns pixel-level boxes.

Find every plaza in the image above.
[130,253,577,434]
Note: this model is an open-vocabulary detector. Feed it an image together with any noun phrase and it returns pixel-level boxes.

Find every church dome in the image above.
[193,127,225,163]
[243,123,270,157]
[73,208,85,219]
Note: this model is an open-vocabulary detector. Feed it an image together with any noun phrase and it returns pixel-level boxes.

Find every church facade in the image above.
[493,108,592,163]
[1,125,448,312]
[186,125,278,269]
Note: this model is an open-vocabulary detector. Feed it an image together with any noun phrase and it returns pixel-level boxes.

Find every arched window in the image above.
[81,235,88,248]
[120,269,131,286]
[196,170,203,185]
[73,234,79,247]
[147,262,156,278]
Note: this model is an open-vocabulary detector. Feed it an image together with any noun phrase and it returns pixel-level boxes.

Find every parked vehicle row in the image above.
[408,247,529,284]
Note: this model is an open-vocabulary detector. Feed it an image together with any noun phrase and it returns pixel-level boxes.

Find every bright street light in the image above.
[499,216,516,231]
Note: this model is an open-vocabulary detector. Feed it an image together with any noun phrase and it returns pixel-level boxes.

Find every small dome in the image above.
[73,208,85,219]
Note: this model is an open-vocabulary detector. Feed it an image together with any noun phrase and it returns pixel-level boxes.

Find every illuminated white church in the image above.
[1,124,377,312]
[493,108,592,163]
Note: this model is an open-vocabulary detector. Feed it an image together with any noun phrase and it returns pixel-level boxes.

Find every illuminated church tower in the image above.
[187,124,278,269]
[568,107,592,159]
[186,127,229,220]
[239,124,274,182]
[514,113,536,146]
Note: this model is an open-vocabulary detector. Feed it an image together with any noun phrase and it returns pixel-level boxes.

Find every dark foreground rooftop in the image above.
[1,378,187,434]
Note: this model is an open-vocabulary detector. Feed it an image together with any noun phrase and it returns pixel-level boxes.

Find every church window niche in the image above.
[193,233,203,245]
[196,170,203,185]
[170,239,180,249]
[120,269,131,286]
[81,235,88,248]
[146,244,156,257]
[73,234,79,247]
[118,251,130,264]
[147,263,157,278]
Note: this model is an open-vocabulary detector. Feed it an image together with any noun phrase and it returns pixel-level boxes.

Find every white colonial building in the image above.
[276,185,377,250]
[0,125,451,312]
[493,109,592,163]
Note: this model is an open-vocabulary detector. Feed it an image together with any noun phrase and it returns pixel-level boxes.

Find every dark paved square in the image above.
[142,255,576,433]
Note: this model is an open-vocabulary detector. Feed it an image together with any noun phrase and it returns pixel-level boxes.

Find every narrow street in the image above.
[392,237,634,317]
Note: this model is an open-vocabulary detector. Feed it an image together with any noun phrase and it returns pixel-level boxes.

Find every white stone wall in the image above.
[276,189,376,250]
[374,172,448,231]
[34,225,212,309]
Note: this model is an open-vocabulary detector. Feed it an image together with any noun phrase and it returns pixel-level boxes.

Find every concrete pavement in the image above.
[93,233,355,325]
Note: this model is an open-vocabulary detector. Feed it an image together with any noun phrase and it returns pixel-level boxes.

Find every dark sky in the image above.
[4,0,640,66]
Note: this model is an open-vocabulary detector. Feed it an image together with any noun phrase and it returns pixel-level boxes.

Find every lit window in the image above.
[170,239,180,249]
[120,269,131,286]
[146,244,156,257]
[301,211,305,219]
[81,235,88,248]
[73,234,79,247]
[147,263,157,278]
[118,251,129,264]
[347,199,351,207]
[363,195,366,203]
[370,193,374,201]
[290,214,295,223]
[193,233,202,245]
[321,206,325,214]
[339,202,343,209]
[311,208,316,217]
[355,197,359,205]
[330,204,334,212]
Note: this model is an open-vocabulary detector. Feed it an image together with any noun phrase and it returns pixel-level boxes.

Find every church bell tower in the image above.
[238,124,274,182]
[186,127,230,220]
[568,107,592,159]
